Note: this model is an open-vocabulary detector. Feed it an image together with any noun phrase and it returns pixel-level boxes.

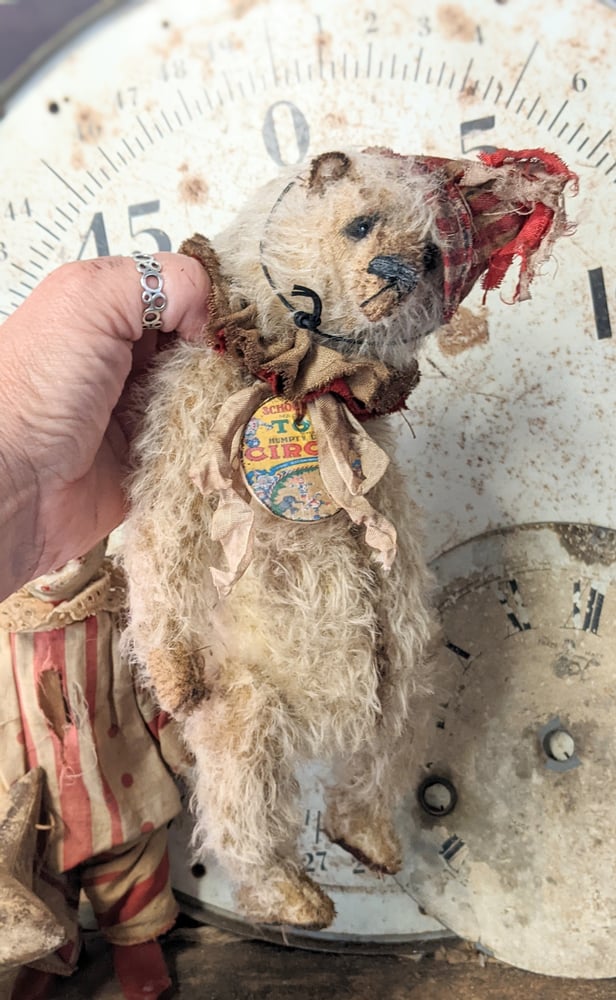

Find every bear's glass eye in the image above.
[343,213,380,241]
[423,242,441,272]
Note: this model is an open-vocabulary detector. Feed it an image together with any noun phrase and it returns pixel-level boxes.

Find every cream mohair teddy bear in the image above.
[122,147,576,929]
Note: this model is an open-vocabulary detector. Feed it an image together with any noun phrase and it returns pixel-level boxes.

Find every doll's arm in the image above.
[133,682,193,777]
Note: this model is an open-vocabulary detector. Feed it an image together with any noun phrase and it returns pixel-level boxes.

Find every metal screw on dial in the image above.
[538,715,582,773]
[545,729,576,762]
[418,776,458,817]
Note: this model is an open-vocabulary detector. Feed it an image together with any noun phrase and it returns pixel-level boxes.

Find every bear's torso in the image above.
[125,342,433,755]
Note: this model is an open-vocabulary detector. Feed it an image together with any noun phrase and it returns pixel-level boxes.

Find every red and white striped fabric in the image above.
[0,599,181,876]
[31,826,178,974]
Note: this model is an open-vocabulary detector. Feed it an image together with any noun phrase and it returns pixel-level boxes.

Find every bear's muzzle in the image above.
[366,254,419,298]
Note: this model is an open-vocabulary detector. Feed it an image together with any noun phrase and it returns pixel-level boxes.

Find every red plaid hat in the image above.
[414,148,578,321]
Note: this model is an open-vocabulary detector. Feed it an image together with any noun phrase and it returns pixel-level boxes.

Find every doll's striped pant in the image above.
[31,825,178,976]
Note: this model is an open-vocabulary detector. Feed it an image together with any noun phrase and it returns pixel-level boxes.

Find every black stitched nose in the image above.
[367,255,418,295]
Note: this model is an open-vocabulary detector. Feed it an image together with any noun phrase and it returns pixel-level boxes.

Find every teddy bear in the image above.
[0,541,187,999]
[122,146,576,930]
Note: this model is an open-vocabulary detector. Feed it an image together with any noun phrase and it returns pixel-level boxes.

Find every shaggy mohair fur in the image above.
[122,148,510,928]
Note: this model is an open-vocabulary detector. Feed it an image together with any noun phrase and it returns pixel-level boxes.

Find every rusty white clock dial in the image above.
[404,523,616,977]
[1,0,615,967]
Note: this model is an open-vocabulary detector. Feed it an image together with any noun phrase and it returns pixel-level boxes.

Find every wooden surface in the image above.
[15,922,612,999]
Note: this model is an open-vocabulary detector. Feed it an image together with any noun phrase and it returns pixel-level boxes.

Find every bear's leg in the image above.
[323,735,411,876]
[183,675,335,929]
[324,570,435,876]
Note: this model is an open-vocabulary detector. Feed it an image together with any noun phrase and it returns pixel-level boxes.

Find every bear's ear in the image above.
[307,151,352,195]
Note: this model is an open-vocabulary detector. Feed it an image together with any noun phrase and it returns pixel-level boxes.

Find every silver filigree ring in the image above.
[131,250,168,329]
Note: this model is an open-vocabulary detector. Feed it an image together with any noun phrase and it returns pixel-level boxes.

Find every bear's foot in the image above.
[237,867,335,929]
[324,803,402,875]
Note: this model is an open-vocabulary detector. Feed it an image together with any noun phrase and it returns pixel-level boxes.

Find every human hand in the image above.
[0,253,210,601]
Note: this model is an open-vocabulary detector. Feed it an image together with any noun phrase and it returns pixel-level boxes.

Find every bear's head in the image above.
[204,146,575,387]
[214,148,447,370]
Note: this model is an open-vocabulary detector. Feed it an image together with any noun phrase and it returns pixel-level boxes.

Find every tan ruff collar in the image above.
[213,319,419,420]
[179,234,419,421]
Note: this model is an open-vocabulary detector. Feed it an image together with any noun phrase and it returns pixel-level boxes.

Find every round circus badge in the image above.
[241,396,340,522]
